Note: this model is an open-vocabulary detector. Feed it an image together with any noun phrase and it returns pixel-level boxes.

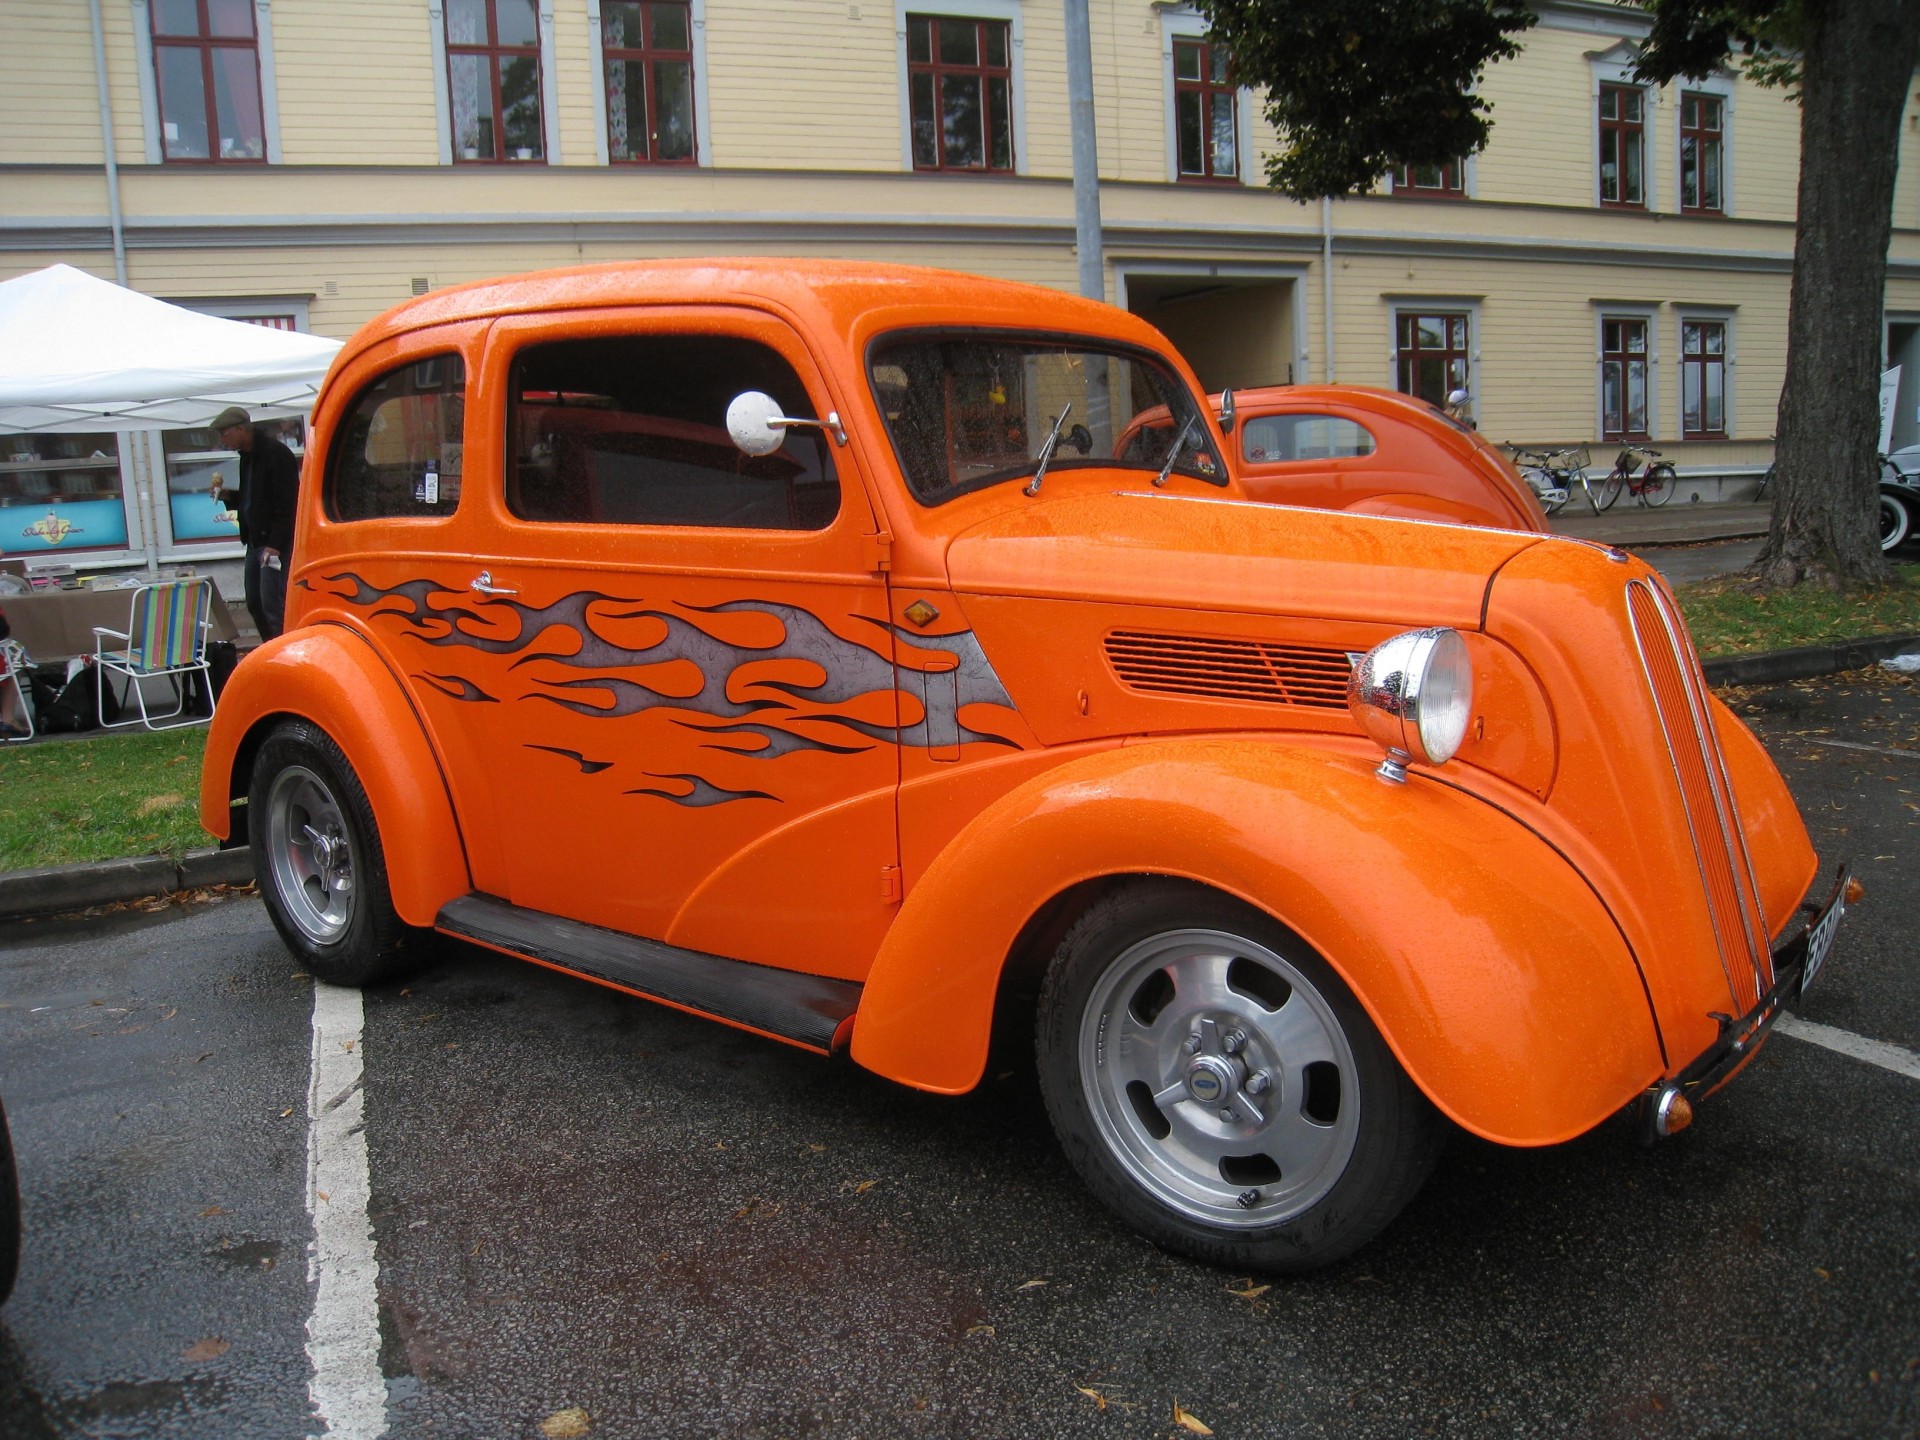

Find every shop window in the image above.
[161,419,302,545]
[1599,83,1645,208]
[1,434,130,557]
[506,335,839,530]
[1680,319,1727,438]
[1241,414,1377,464]
[326,356,467,522]
[1680,91,1724,215]
[1601,317,1651,439]
[447,0,545,163]
[1395,312,1470,408]
[149,0,266,163]
[907,14,1014,172]
[1173,38,1237,182]
[1389,160,1465,198]
[602,1,696,164]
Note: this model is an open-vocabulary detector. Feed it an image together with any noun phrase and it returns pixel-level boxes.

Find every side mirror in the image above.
[726,390,848,456]
[1218,388,1236,434]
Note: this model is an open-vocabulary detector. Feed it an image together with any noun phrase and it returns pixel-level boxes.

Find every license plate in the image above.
[1798,881,1846,995]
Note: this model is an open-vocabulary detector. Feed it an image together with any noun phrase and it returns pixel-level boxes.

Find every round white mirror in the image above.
[726,390,787,457]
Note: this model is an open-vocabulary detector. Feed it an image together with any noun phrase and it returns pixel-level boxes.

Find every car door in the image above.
[403,307,900,981]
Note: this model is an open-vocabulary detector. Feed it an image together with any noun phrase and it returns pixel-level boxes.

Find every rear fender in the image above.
[199,625,471,926]
[850,738,1663,1146]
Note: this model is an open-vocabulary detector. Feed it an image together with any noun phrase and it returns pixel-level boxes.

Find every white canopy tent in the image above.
[0,264,341,435]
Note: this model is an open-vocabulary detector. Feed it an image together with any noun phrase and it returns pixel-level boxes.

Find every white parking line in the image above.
[305,983,388,1440]
[1798,737,1920,760]
[1776,1012,1920,1082]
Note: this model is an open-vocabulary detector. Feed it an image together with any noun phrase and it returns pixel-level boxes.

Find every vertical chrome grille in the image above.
[1627,579,1772,1012]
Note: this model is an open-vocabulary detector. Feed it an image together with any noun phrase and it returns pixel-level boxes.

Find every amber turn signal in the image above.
[1652,1083,1694,1138]
[1845,877,1865,906]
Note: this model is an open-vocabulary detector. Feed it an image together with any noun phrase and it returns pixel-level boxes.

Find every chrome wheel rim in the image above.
[1079,928,1361,1228]
[265,764,356,946]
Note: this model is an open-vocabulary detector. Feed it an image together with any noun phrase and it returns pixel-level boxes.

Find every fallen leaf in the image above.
[317,1191,330,1204]
[343,1040,354,1052]
[1816,1267,1832,1281]
[965,1323,995,1337]
[540,1407,591,1438]
[290,973,310,981]
[198,1205,226,1218]
[1017,1278,1048,1290]
[1075,1384,1108,1410]
[1227,1282,1271,1301]
[279,1108,294,1118]
[1172,1401,1213,1435]
[852,1179,879,1194]
[182,1337,230,1363]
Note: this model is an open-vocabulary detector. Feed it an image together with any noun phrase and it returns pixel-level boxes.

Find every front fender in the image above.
[199,624,471,927]
[850,738,1664,1146]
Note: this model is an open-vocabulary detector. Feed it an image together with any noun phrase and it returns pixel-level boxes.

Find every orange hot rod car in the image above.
[202,259,1849,1274]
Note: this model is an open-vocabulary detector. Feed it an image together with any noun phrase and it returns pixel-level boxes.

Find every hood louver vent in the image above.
[1105,630,1354,709]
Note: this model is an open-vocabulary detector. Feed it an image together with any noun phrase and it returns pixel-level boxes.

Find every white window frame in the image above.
[427,0,562,166]
[1673,71,1734,218]
[1589,45,1656,211]
[586,0,711,167]
[894,0,1026,177]
[131,0,284,164]
[1385,298,1482,407]
[1158,8,1252,187]
[1594,303,1661,440]
[1675,307,1736,439]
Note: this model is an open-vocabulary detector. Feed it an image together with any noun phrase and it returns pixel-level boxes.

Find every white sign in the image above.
[1880,365,1901,454]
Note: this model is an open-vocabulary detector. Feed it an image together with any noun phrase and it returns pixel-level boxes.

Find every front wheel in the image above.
[249,720,416,987]
[1035,882,1444,1274]
[1881,490,1912,551]
[1593,472,1624,512]
[1641,463,1676,507]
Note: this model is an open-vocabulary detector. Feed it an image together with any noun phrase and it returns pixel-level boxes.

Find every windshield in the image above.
[868,331,1224,505]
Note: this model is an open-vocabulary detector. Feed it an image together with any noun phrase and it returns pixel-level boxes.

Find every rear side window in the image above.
[1241,413,1376,464]
[325,354,467,521]
[507,334,840,531]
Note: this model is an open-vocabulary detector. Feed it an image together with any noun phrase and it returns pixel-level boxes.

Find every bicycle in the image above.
[1506,445,1570,515]
[1595,443,1676,511]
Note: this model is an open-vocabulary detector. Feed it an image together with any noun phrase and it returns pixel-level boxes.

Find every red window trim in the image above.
[907,14,1015,174]
[149,0,266,166]
[1172,37,1239,185]
[1679,89,1725,216]
[1680,318,1728,439]
[1600,315,1652,441]
[1388,161,1466,199]
[602,0,698,166]
[1598,82,1646,211]
[447,0,545,166]
[1394,311,1471,408]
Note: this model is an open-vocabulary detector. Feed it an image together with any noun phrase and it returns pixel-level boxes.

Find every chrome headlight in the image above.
[1347,627,1474,784]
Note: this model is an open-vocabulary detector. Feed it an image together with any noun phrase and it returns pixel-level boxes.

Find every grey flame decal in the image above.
[322,571,1024,807]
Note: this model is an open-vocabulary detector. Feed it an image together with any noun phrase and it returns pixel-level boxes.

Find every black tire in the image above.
[249,719,416,987]
[1034,881,1444,1274]
[1642,463,1676,507]
[1594,471,1624,512]
[0,1094,19,1305]
[1880,491,1911,552]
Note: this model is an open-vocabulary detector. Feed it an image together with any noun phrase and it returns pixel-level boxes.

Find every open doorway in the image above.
[1121,272,1301,395]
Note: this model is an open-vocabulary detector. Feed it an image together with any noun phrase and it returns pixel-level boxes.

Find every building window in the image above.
[1601,317,1651,439]
[1396,312,1470,408]
[1598,84,1645,208]
[1681,319,1727,437]
[446,0,545,163]
[1173,38,1237,182]
[148,0,265,162]
[1389,161,1465,198]
[907,14,1014,172]
[1680,91,1724,215]
[602,1,695,164]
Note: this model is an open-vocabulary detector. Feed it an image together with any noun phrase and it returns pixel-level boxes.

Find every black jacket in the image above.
[238,433,300,555]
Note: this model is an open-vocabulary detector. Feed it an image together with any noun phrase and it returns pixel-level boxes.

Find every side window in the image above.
[325,355,467,522]
[1241,414,1377,464]
[506,335,840,531]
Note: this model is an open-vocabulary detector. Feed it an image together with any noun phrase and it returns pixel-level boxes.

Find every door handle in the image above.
[469,570,518,597]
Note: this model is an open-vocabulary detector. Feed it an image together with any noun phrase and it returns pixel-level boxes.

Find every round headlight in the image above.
[1347,627,1475,783]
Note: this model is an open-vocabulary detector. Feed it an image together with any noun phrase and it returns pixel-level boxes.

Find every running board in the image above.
[435,893,861,1054]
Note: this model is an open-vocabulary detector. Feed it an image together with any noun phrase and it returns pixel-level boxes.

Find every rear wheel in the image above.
[1035,882,1443,1274]
[249,720,416,987]
[1881,490,1912,551]
[1594,471,1624,512]
[1642,463,1676,507]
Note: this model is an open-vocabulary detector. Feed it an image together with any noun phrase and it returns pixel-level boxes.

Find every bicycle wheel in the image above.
[1642,464,1676,507]
[1594,471,1624,512]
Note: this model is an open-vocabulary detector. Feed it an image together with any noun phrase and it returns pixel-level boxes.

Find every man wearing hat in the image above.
[212,406,300,643]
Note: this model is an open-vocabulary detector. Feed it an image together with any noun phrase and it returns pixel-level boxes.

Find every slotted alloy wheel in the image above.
[264,763,357,947]
[1078,927,1362,1228]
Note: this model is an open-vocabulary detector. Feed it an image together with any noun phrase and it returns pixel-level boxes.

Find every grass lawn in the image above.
[1673,561,1920,658]
[0,727,212,871]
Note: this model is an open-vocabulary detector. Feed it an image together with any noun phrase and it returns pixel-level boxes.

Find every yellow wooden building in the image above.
[4,0,1918,566]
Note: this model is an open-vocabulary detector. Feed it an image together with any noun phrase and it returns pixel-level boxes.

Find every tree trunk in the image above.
[1754,0,1920,589]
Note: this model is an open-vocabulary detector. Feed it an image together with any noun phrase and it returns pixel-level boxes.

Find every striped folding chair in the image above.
[0,637,32,742]
[92,577,217,730]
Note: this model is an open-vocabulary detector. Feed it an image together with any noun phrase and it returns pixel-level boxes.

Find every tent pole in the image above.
[88,0,129,288]
[131,431,161,579]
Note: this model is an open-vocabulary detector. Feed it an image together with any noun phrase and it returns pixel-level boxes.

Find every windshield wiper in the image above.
[1023,403,1073,496]
[1155,413,1198,487]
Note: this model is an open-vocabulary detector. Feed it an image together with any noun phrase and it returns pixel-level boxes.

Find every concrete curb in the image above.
[1701,632,1920,687]
[0,845,252,923]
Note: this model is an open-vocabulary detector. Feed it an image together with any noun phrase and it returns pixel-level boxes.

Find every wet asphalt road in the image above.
[0,671,1917,1440]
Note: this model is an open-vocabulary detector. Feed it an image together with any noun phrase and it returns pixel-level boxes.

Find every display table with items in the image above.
[0,576,237,662]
